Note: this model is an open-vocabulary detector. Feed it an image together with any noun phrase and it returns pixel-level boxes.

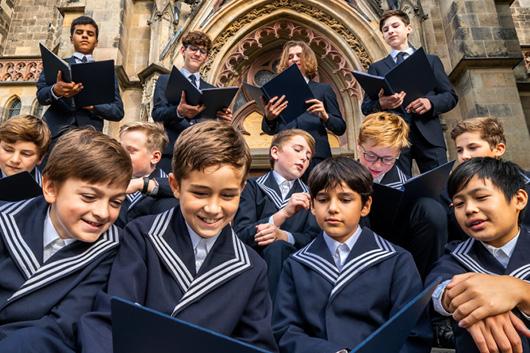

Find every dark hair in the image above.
[181,31,212,53]
[308,156,373,205]
[448,157,526,202]
[379,10,410,32]
[70,16,99,39]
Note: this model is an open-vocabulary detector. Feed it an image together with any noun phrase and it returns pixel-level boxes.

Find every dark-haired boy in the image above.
[79,120,278,353]
[0,114,51,185]
[116,121,178,227]
[0,129,132,353]
[427,157,530,353]
[152,31,232,172]
[37,16,124,142]
[234,129,320,298]
[273,156,432,353]
[361,9,458,175]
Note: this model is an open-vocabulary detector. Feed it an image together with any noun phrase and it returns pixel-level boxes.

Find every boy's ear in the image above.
[360,196,372,217]
[42,176,58,204]
[270,146,280,165]
[168,173,180,199]
[514,189,528,212]
[493,143,506,158]
[151,150,162,165]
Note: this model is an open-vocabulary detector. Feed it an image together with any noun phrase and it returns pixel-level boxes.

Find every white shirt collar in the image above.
[303,76,310,84]
[323,226,363,258]
[72,52,94,63]
[272,170,295,189]
[179,67,201,83]
[390,47,415,61]
[186,222,219,253]
[480,230,520,268]
[43,208,76,252]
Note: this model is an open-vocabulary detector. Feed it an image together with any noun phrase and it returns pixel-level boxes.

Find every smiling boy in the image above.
[272,156,431,353]
[79,120,278,353]
[427,157,530,353]
[0,129,132,353]
[0,114,51,185]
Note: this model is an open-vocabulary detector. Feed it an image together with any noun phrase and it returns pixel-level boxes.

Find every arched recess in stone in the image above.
[181,0,390,159]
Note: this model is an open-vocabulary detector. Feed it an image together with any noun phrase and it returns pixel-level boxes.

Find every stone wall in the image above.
[0,0,16,54]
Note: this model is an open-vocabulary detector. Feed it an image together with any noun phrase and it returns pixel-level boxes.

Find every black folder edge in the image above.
[165,65,203,106]
[0,171,42,201]
[111,297,272,353]
[200,86,239,119]
[261,64,314,125]
[39,43,72,84]
[71,60,116,107]
[351,277,441,353]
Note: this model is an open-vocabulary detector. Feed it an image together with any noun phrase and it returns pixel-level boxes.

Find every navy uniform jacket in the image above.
[78,206,278,353]
[273,228,432,353]
[152,74,215,157]
[115,168,178,228]
[426,225,530,353]
[36,57,124,139]
[361,53,458,148]
[523,171,530,227]
[0,197,120,352]
[234,171,319,249]
[261,81,346,161]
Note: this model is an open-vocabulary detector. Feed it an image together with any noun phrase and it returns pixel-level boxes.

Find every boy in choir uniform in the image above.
[361,10,458,175]
[262,41,346,178]
[0,114,51,185]
[0,129,132,353]
[357,111,447,279]
[273,156,432,353]
[116,121,178,228]
[234,129,320,298]
[152,31,232,172]
[36,16,124,143]
[427,157,530,353]
[78,121,278,353]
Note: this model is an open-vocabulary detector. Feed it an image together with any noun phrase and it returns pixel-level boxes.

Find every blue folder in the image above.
[111,278,440,353]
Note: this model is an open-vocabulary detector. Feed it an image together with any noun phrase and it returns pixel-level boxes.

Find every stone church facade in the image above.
[0,0,529,170]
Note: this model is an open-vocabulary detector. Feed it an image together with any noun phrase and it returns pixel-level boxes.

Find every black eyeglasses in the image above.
[186,45,208,55]
[359,145,398,165]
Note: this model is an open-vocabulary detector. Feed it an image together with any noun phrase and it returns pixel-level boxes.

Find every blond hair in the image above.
[43,128,132,188]
[269,129,315,168]
[277,41,318,80]
[0,114,51,159]
[119,121,169,153]
[358,112,410,149]
[172,121,251,185]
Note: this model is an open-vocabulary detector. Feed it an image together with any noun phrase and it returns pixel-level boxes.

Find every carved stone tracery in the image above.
[0,59,43,82]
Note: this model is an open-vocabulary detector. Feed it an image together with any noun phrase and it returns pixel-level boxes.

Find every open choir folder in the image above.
[39,43,116,107]
[0,171,42,201]
[369,160,455,238]
[352,48,437,107]
[165,66,238,119]
[111,278,440,353]
[243,64,314,124]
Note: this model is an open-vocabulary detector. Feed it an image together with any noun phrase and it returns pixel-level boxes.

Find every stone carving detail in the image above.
[524,48,530,73]
[0,59,43,82]
[202,0,372,78]
[215,20,363,98]
[141,75,160,121]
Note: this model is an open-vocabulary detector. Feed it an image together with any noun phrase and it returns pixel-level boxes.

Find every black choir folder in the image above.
[0,172,42,201]
[243,64,314,125]
[353,47,436,107]
[165,66,238,119]
[369,160,455,238]
[39,43,116,107]
[111,278,440,353]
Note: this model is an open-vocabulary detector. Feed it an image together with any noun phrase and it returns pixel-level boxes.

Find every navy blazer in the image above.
[37,57,124,139]
[262,81,346,160]
[234,171,319,249]
[361,53,458,148]
[78,206,278,353]
[0,197,119,352]
[152,74,215,156]
[273,229,432,353]
[426,226,530,353]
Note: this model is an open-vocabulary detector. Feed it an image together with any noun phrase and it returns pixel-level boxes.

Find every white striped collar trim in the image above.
[383,166,408,190]
[33,168,42,187]
[293,233,396,297]
[159,169,168,178]
[146,208,251,316]
[7,225,119,303]
[256,172,309,210]
[127,191,144,210]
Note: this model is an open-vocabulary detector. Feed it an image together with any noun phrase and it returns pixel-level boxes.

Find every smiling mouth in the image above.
[83,219,104,228]
[466,219,486,230]
[198,215,223,225]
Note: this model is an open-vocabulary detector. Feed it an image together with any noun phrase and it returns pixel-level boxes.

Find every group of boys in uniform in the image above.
[0,8,528,353]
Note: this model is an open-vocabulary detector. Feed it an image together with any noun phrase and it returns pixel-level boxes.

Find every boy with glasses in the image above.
[152,31,233,172]
[357,112,448,279]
